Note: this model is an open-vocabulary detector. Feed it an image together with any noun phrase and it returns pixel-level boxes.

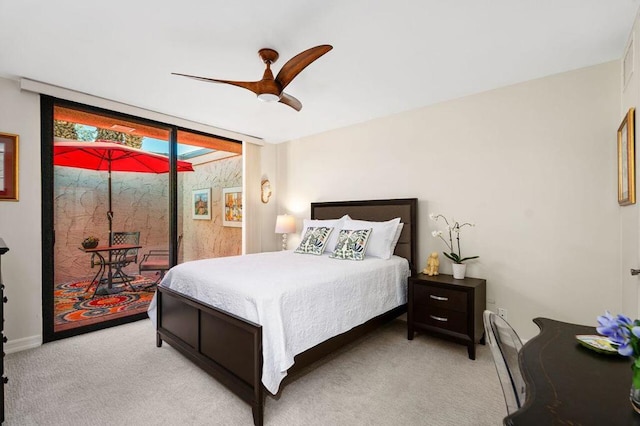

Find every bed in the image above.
[150,198,417,425]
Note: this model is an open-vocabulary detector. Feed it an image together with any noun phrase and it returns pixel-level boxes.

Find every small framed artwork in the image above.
[618,107,636,206]
[222,187,242,227]
[0,132,19,201]
[192,188,211,220]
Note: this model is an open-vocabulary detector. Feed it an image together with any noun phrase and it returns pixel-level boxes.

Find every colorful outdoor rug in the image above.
[54,275,156,332]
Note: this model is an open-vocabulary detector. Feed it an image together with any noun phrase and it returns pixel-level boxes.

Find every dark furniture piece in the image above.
[81,243,142,297]
[0,238,8,423]
[139,235,183,284]
[156,198,417,426]
[506,317,639,425]
[407,273,486,359]
[110,231,140,265]
[483,310,525,415]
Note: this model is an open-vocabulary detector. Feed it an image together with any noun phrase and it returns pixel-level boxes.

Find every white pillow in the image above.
[300,214,350,253]
[342,217,401,259]
[390,223,404,254]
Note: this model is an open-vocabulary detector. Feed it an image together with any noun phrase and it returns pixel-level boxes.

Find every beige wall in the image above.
[0,78,42,350]
[276,61,622,339]
[620,10,640,319]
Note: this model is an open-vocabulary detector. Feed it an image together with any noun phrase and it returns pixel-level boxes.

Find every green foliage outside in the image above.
[53,121,143,149]
[53,121,78,140]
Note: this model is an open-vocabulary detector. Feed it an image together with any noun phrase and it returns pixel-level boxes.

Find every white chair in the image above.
[483,310,526,415]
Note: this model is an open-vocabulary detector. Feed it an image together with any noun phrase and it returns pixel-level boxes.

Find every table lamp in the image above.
[275,214,296,250]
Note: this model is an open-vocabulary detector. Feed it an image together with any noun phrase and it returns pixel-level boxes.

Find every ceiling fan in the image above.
[172,44,333,112]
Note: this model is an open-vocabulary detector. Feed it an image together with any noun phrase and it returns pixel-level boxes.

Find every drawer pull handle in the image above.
[430,295,448,301]
[430,315,448,322]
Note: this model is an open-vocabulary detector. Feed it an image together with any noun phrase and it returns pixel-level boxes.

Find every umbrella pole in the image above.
[107,162,114,289]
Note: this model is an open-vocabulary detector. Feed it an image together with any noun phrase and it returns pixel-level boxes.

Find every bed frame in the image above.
[155,198,417,425]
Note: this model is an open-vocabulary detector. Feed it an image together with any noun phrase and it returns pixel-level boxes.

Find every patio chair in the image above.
[139,234,182,284]
[111,231,140,265]
[103,231,140,291]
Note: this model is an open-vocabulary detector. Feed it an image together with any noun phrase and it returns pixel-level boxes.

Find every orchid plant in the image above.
[429,213,479,264]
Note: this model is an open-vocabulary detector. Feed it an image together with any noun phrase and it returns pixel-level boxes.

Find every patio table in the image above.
[80,244,142,297]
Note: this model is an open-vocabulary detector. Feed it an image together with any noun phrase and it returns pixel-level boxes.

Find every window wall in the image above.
[42,98,242,341]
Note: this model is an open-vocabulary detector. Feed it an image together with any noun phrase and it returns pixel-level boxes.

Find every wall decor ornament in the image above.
[422,252,440,276]
[192,188,211,220]
[223,187,242,227]
[261,178,272,203]
[618,107,636,205]
[0,132,19,201]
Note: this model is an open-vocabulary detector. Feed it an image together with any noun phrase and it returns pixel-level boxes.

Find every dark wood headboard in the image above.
[311,198,418,273]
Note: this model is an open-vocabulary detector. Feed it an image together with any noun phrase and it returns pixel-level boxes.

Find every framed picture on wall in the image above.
[222,187,242,227]
[618,107,636,206]
[0,132,19,201]
[192,188,211,220]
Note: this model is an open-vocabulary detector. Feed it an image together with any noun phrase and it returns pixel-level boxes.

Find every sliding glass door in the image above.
[41,97,242,342]
[176,129,243,264]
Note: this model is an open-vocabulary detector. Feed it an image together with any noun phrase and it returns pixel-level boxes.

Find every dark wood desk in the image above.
[80,244,141,297]
[506,317,640,425]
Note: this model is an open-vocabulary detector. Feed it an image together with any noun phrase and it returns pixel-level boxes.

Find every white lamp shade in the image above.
[275,214,296,234]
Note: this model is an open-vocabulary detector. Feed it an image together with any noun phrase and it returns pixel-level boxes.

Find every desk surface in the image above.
[506,317,640,425]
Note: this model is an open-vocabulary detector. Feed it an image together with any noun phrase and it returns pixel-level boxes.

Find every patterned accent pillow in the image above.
[329,229,372,261]
[294,226,333,255]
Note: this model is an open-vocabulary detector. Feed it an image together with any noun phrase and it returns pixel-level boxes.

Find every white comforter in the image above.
[147,250,409,394]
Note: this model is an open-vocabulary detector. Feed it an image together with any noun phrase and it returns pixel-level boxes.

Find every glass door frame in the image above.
[40,96,241,342]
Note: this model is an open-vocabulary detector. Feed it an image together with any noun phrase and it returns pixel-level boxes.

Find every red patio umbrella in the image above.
[53,140,194,245]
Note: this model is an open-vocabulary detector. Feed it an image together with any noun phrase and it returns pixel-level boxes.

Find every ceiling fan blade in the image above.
[172,73,261,94]
[275,45,333,91]
[279,92,303,111]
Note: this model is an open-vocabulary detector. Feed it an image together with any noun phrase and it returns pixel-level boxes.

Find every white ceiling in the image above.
[1,1,639,143]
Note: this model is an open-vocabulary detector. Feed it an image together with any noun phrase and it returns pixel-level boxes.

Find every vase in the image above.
[631,364,640,413]
[452,263,466,279]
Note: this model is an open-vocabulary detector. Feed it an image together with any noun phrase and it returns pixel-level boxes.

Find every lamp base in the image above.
[281,233,288,251]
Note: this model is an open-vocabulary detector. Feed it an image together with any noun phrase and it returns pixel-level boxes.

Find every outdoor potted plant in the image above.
[430,213,478,279]
[81,236,99,249]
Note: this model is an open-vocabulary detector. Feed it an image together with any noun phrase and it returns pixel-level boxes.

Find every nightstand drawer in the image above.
[414,306,468,334]
[407,273,486,360]
[413,284,467,313]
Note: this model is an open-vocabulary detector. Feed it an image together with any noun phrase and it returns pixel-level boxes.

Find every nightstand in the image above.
[407,273,486,360]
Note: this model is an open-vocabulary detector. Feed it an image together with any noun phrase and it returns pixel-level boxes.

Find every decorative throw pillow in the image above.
[329,229,372,261]
[300,215,350,253]
[342,218,401,259]
[294,226,333,255]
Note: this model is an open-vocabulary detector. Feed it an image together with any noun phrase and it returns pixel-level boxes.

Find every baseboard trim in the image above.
[6,335,42,354]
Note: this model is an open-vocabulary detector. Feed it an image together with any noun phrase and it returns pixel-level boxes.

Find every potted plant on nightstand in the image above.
[430,213,478,279]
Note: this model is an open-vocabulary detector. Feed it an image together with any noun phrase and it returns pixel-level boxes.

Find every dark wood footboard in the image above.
[157,286,265,425]
[157,285,406,426]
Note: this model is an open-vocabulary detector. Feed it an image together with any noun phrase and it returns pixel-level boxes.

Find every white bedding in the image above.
[147,250,409,394]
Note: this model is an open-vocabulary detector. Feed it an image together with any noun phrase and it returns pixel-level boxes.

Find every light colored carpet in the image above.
[5,319,505,425]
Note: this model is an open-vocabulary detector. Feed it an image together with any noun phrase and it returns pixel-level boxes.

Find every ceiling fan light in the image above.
[257,93,280,103]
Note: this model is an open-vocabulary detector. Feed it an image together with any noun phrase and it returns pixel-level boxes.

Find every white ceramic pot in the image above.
[452,263,466,279]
